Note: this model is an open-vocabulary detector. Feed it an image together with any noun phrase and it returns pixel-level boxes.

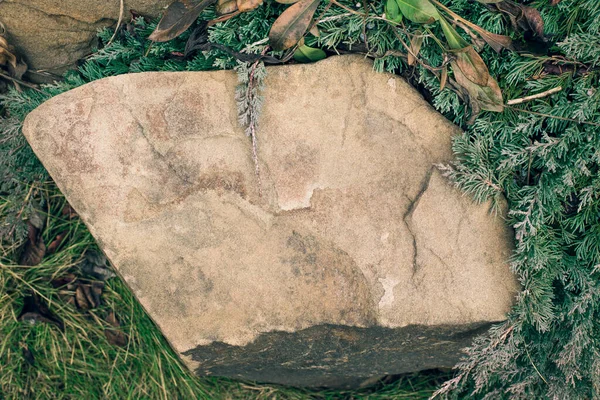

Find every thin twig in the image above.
[0,70,43,92]
[507,86,563,105]
[106,0,125,47]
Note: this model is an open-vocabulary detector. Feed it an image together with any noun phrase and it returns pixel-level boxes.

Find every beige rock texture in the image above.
[23,55,519,387]
[0,0,171,78]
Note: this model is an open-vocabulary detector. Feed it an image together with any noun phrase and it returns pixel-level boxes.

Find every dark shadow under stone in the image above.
[183,322,492,389]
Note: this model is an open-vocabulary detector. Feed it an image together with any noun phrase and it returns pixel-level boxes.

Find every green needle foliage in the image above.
[1,0,600,398]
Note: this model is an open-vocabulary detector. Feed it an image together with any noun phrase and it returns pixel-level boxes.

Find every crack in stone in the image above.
[403,167,434,278]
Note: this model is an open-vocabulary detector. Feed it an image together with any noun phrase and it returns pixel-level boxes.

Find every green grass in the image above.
[0,183,449,399]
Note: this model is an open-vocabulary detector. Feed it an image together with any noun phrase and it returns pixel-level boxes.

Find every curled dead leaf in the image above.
[408,30,424,66]
[149,0,218,42]
[452,60,503,113]
[47,231,67,254]
[236,0,263,12]
[18,294,63,330]
[268,0,321,51]
[452,46,491,87]
[19,213,46,266]
[216,0,238,15]
[105,311,128,347]
[440,65,448,90]
[488,0,545,39]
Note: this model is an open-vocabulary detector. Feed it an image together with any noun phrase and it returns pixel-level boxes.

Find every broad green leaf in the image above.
[269,0,321,51]
[293,44,327,63]
[438,16,468,50]
[396,0,440,24]
[149,0,217,42]
[385,0,402,23]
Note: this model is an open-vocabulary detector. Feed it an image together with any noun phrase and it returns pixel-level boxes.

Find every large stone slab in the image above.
[23,55,519,388]
[0,0,171,78]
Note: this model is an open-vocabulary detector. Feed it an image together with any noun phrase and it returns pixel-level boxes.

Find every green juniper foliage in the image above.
[1,0,600,398]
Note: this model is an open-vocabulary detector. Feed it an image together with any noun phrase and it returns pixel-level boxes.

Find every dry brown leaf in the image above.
[236,0,263,12]
[18,294,63,330]
[46,231,67,254]
[440,65,448,90]
[149,0,218,42]
[19,215,46,266]
[491,1,545,38]
[309,24,320,37]
[452,46,491,87]
[452,61,503,113]
[75,285,91,310]
[0,34,28,79]
[105,311,128,347]
[268,0,321,51]
[216,0,238,15]
[408,30,424,66]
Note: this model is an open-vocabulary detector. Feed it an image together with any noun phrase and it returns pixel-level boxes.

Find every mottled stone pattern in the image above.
[0,0,171,78]
[23,56,519,387]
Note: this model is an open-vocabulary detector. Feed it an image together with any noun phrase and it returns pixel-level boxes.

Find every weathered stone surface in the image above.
[0,0,171,78]
[23,55,519,387]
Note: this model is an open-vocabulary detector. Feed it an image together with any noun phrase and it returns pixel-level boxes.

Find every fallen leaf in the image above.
[309,24,320,37]
[236,0,263,12]
[407,30,424,66]
[268,0,321,51]
[46,231,67,254]
[452,61,503,113]
[148,0,218,42]
[18,294,63,330]
[51,273,77,288]
[216,0,238,14]
[61,203,78,219]
[396,0,440,24]
[385,0,402,23]
[105,311,128,347]
[293,44,326,63]
[19,213,46,266]
[275,0,300,3]
[550,0,561,5]
[75,281,104,310]
[75,285,91,310]
[490,1,545,39]
[440,65,448,90]
[79,251,116,281]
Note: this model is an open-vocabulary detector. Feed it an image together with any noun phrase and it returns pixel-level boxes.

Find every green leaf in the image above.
[396,0,440,24]
[438,16,469,50]
[268,0,321,51]
[293,44,327,63]
[385,0,402,23]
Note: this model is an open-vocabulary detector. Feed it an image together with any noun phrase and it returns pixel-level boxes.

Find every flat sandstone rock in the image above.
[24,55,519,388]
